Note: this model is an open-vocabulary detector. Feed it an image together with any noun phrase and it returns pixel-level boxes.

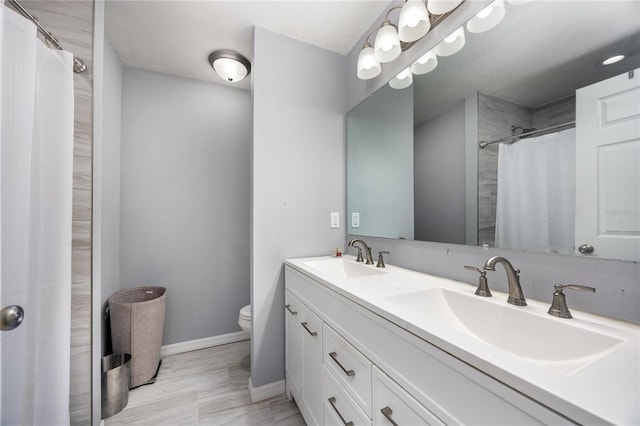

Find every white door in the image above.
[575,69,640,262]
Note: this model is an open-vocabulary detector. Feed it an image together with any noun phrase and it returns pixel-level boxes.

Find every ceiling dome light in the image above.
[389,67,413,89]
[374,21,402,63]
[398,0,431,42]
[602,54,626,65]
[434,26,466,56]
[427,0,463,15]
[357,43,382,80]
[411,50,438,74]
[467,0,506,33]
[208,50,251,82]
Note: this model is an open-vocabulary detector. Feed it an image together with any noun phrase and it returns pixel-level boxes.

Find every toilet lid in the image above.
[240,305,251,319]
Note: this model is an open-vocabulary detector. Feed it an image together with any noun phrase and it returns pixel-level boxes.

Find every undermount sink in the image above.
[385,288,624,363]
[303,257,388,279]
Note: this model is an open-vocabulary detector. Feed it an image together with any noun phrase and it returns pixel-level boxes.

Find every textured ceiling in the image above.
[105,0,391,91]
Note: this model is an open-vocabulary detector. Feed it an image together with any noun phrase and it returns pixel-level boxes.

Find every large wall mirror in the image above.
[347,0,640,262]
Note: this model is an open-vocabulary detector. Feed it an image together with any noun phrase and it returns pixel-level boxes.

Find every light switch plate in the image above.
[330,212,340,228]
[352,212,360,228]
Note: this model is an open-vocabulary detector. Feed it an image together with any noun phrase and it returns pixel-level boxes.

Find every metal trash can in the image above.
[109,286,167,388]
[101,353,131,418]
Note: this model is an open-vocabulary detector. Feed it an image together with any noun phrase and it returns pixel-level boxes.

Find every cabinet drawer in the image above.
[324,323,373,417]
[323,365,371,426]
[373,366,444,426]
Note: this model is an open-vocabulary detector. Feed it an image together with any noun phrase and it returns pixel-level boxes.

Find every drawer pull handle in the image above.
[329,352,355,377]
[285,304,297,315]
[301,321,317,336]
[381,406,398,426]
[328,397,354,426]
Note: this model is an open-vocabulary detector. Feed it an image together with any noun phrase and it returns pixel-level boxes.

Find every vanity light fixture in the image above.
[434,26,466,56]
[357,41,382,79]
[208,50,251,82]
[398,0,431,42]
[374,19,402,63]
[389,66,413,89]
[427,0,463,15]
[411,49,438,74]
[467,0,506,33]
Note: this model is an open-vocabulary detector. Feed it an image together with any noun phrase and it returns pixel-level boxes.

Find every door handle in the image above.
[1,305,24,331]
[381,407,399,426]
[329,352,355,377]
[328,397,354,426]
[578,244,594,254]
[301,321,317,337]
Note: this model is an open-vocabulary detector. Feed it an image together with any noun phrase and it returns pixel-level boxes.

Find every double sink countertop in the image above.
[285,255,640,425]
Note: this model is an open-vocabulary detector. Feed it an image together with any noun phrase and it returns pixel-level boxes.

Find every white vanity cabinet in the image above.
[285,289,324,425]
[372,366,444,426]
[285,264,574,426]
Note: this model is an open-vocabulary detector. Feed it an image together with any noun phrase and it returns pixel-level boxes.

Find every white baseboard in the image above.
[160,331,249,357]
[248,377,286,403]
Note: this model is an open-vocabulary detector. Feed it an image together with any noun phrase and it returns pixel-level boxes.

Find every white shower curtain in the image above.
[495,128,576,255]
[1,6,74,425]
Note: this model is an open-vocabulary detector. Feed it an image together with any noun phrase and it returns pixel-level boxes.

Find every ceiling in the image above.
[411,0,640,126]
[105,0,391,91]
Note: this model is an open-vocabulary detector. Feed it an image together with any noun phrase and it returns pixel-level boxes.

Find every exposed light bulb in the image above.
[389,67,413,89]
[411,50,438,75]
[357,44,382,80]
[467,0,506,34]
[398,0,431,42]
[374,22,402,63]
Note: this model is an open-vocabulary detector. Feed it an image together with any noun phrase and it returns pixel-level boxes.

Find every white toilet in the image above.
[238,304,251,335]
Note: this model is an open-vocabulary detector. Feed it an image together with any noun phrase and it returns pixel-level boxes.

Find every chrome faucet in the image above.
[348,239,374,264]
[483,256,526,306]
[548,284,596,318]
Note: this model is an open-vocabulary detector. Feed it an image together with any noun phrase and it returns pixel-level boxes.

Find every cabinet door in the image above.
[324,323,373,417]
[285,290,303,399]
[373,366,444,426]
[301,302,324,426]
[323,365,372,426]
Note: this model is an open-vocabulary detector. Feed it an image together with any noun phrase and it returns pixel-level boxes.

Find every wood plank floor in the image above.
[105,341,305,425]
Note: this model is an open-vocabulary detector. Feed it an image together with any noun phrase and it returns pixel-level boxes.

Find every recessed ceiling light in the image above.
[602,54,626,66]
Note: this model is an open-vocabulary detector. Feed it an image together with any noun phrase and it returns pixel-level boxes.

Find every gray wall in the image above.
[120,67,251,345]
[348,84,414,239]
[251,27,346,388]
[100,38,122,354]
[533,95,576,129]
[414,101,466,243]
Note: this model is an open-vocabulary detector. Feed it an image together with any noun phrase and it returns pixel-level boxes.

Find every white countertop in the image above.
[285,255,640,425]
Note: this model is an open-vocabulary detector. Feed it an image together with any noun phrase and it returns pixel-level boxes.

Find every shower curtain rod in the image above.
[479,120,576,149]
[6,0,87,73]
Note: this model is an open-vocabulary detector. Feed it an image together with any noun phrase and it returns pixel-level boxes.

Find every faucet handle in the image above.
[548,284,596,319]
[354,247,363,262]
[377,251,390,268]
[464,266,491,297]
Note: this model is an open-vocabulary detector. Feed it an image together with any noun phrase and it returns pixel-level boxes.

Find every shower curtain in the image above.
[1,6,74,425]
[495,128,576,255]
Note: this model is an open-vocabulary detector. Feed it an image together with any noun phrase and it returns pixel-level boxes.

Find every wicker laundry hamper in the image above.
[109,286,167,388]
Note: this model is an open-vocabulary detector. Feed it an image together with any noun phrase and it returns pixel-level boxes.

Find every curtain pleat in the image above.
[495,128,576,255]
